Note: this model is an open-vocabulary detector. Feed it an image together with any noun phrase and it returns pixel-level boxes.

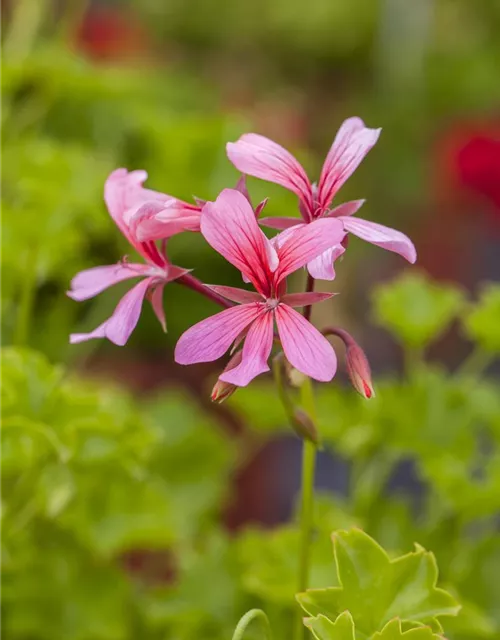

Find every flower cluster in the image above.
[68,117,416,395]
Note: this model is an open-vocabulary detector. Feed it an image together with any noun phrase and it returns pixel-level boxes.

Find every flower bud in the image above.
[285,360,307,388]
[292,409,319,444]
[345,340,375,399]
[210,351,243,403]
[322,327,374,399]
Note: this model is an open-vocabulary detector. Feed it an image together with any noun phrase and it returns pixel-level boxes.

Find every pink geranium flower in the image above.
[227,117,416,280]
[133,176,266,242]
[68,169,189,345]
[175,189,345,386]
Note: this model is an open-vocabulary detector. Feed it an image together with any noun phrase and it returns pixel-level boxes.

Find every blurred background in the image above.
[2,1,500,639]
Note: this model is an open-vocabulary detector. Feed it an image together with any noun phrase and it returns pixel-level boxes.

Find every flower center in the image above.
[266,298,280,310]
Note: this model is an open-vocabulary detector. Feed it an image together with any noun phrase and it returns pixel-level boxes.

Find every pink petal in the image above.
[339,216,417,263]
[70,277,152,346]
[175,303,264,365]
[131,200,201,242]
[254,198,269,218]
[275,217,345,283]
[227,134,314,216]
[164,265,192,282]
[234,175,251,203]
[306,244,346,281]
[150,283,166,332]
[219,310,274,386]
[275,304,337,382]
[104,169,173,261]
[105,169,168,234]
[206,285,263,304]
[326,199,366,218]
[260,216,301,230]
[67,263,151,301]
[201,189,278,296]
[281,292,335,307]
[317,118,381,210]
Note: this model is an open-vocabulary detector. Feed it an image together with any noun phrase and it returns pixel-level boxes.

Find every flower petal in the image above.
[206,285,263,304]
[339,216,417,263]
[275,217,345,282]
[67,263,151,301]
[281,292,335,307]
[70,277,152,346]
[201,189,278,296]
[227,133,314,216]
[175,303,263,365]
[150,283,167,332]
[260,216,301,230]
[104,169,173,261]
[131,200,201,242]
[219,310,274,386]
[326,199,366,218]
[275,304,337,382]
[306,244,346,281]
[317,118,381,210]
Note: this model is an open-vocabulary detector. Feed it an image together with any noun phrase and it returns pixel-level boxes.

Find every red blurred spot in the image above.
[76,6,149,61]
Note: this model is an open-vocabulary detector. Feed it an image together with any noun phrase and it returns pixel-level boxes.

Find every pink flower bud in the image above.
[323,327,375,399]
[345,341,375,400]
[210,351,243,403]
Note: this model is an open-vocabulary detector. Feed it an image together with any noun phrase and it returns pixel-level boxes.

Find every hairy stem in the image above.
[231,609,272,640]
[177,273,234,308]
[294,376,318,640]
[303,274,315,322]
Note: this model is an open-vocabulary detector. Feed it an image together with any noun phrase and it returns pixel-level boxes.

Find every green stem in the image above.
[3,0,48,61]
[231,609,272,640]
[13,252,37,346]
[294,376,318,640]
[458,347,494,379]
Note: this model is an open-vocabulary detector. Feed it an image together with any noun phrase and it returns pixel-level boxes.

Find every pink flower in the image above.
[175,189,345,386]
[227,117,416,280]
[133,175,266,242]
[68,169,189,345]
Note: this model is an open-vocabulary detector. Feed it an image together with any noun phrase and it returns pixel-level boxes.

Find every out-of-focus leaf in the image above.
[296,529,460,637]
[304,611,355,640]
[372,618,442,640]
[141,534,242,640]
[372,272,465,349]
[462,284,500,353]
[237,495,357,605]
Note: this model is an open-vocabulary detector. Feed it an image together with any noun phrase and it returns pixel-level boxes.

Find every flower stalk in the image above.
[294,376,318,640]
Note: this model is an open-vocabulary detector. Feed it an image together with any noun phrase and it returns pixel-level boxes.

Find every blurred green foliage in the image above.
[2,2,500,639]
[2,275,500,639]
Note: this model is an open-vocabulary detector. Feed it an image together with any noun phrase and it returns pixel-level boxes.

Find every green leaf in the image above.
[296,529,460,638]
[372,272,464,348]
[304,611,355,640]
[462,283,500,353]
[372,618,442,639]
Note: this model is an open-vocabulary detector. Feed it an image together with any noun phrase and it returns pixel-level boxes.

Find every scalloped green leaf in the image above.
[296,529,460,638]
[372,272,464,349]
[462,283,500,353]
[304,611,355,640]
[373,618,442,640]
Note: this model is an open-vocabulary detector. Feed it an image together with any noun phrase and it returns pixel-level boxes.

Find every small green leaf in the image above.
[463,283,500,353]
[372,272,464,348]
[304,611,355,640]
[296,529,460,638]
[372,618,442,639]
